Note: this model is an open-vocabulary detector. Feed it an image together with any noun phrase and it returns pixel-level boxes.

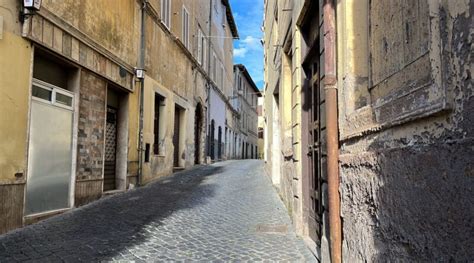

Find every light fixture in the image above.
[23,0,42,10]
[135,68,145,79]
[20,0,42,23]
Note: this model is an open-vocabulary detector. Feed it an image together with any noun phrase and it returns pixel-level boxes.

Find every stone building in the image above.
[233,64,261,159]
[263,0,473,261]
[140,0,237,177]
[257,96,265,159]
[205,0,239,162]
[0,0,239,235]
[0,0,138,234]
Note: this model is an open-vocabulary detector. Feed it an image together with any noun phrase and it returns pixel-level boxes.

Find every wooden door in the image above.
[306,58,323,244]
[194,105,202,164]
[173,107,181,167]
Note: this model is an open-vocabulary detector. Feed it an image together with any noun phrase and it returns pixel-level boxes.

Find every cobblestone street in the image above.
[0,160,315,262]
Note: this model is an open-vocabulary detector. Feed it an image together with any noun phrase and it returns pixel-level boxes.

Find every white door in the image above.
[25,80,74,216]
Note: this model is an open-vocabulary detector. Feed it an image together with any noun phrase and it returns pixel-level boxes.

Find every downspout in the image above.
[323,0,342,262]
[206,0,213,160]
[137,0,147,186]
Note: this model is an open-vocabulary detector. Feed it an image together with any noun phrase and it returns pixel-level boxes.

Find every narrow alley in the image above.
[0,161,315,262]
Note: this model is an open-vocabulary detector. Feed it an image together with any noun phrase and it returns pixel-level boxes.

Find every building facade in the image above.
[257,96,265,159]
[205,0,239,163]
[233,64,261,159]
[263,0,473,261]
[0,0,239,235]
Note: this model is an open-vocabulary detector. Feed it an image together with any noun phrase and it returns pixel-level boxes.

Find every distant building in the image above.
[232,65,261,159]
[263,0,473,261]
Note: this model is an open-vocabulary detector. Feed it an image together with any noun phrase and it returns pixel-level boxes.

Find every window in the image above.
[221,5,227,26]
[32,79,74,110]
[154,93,166,155]
[182,6,190,48]
[202,37,207,70]
[258,127,264,139]
[145,144,151,163]
[220,64,224,90]
[197,28,203,64]
[161,0,171,29]
[212,52,218,82]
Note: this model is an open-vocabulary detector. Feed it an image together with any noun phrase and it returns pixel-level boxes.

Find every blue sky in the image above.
[230,0,264,90]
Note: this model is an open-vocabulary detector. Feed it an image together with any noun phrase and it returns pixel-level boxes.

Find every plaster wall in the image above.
[41,0,139,67]
[337,0,474,261]
[0,1,31,183]
[0,0,32,234]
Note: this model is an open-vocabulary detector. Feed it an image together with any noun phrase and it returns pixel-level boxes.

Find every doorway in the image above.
[218,126,222,160]
[104,106,117,191]
[194,103,203,164]
[26,80,75,215]
[210,120,215,160]
[271,93,281,186]
[303,48,323,245]
[173,105,184,167]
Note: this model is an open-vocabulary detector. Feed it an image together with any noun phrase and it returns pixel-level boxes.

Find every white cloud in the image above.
[241,36,261,50]
[234,47,248,57]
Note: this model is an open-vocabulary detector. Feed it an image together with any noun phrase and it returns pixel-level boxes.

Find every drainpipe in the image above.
[323,0,341,262]
[137,0,147,186]
[206,0,213,161]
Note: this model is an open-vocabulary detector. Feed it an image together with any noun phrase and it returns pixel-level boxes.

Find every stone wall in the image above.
[75,71,106,206]
[339,1,473,261]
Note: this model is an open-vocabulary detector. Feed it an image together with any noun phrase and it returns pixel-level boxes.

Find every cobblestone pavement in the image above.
[0,160,316,262]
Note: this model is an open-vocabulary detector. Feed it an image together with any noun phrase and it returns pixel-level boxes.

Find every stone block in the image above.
[42,20,53,47]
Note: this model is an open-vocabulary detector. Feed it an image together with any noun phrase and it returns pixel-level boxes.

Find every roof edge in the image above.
[222,0,239,38]
[234,64,262,96]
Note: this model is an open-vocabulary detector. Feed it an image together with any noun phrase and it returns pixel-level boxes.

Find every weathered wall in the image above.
[339,0,474,261]
[41,0,139,67]
[263,0,307,237]
[0,0,33,234]
[75,71,106,206]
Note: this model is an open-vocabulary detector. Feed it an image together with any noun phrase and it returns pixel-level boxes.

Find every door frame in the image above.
[25,78,77,217]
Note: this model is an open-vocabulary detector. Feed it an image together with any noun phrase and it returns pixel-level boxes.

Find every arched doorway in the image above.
[194,103,203,164]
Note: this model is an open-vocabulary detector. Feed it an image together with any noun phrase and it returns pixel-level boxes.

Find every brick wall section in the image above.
[76,71,106,181]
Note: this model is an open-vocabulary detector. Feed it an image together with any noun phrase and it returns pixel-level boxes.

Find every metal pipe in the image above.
[137,0,147,186]
[323,0,341,262]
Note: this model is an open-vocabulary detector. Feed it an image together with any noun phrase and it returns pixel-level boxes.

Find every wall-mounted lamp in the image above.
[135,68,145,79]
[24,0,42,10]
[20,0,42,23]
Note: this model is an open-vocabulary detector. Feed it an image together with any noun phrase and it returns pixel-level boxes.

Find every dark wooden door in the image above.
[194,105,201,164]
[104,106,117,191]
[306,58,323,244]
[173,107,180,167]
[210,120,215,160]
[217,127,222,159]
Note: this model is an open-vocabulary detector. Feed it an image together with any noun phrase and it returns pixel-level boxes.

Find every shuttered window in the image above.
[161,0,171,29]
[182,6,190,48]
[197,28,203,64]
[154,94,165,155]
